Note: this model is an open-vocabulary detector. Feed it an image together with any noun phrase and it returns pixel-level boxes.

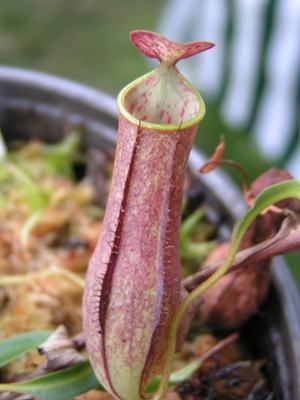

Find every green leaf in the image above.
[180,207,205,240]
[0,360,102,400]
[42,130,83,178]
[0,330,53,368]
[180,240,217,260]
[146,359,202,393]
[7,162,48,211]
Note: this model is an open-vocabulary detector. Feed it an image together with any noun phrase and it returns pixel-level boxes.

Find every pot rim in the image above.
[0,66,118,119]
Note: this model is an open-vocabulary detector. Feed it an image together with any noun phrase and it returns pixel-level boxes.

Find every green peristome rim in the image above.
[117,69,206,132]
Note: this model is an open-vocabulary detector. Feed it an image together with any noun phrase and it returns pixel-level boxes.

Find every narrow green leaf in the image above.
[180,240,217,260]
[0,330,53,368]
[0,360,102,400]
[146,359,202,393]
[7,162,47,211]
[169,359,202,384]
[180,207,205,240]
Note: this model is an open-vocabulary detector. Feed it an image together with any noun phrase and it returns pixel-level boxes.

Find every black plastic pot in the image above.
[0,67,300,399]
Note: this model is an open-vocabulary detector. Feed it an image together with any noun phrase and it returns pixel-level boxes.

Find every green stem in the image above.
[153,180,300,400]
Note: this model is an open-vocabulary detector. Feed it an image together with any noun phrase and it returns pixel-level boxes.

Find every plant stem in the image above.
[154,179,300,399]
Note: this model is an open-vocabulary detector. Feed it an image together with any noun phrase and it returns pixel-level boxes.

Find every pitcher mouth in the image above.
[116,30,214,132]
[117,69,206,132]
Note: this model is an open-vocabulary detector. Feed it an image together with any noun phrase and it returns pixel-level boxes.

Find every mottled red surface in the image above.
[130,30,214,66]
[83,115,200,399]
[83,30,214,400]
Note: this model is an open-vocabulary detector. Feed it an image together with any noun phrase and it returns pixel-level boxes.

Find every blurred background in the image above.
[0,0,299,285]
